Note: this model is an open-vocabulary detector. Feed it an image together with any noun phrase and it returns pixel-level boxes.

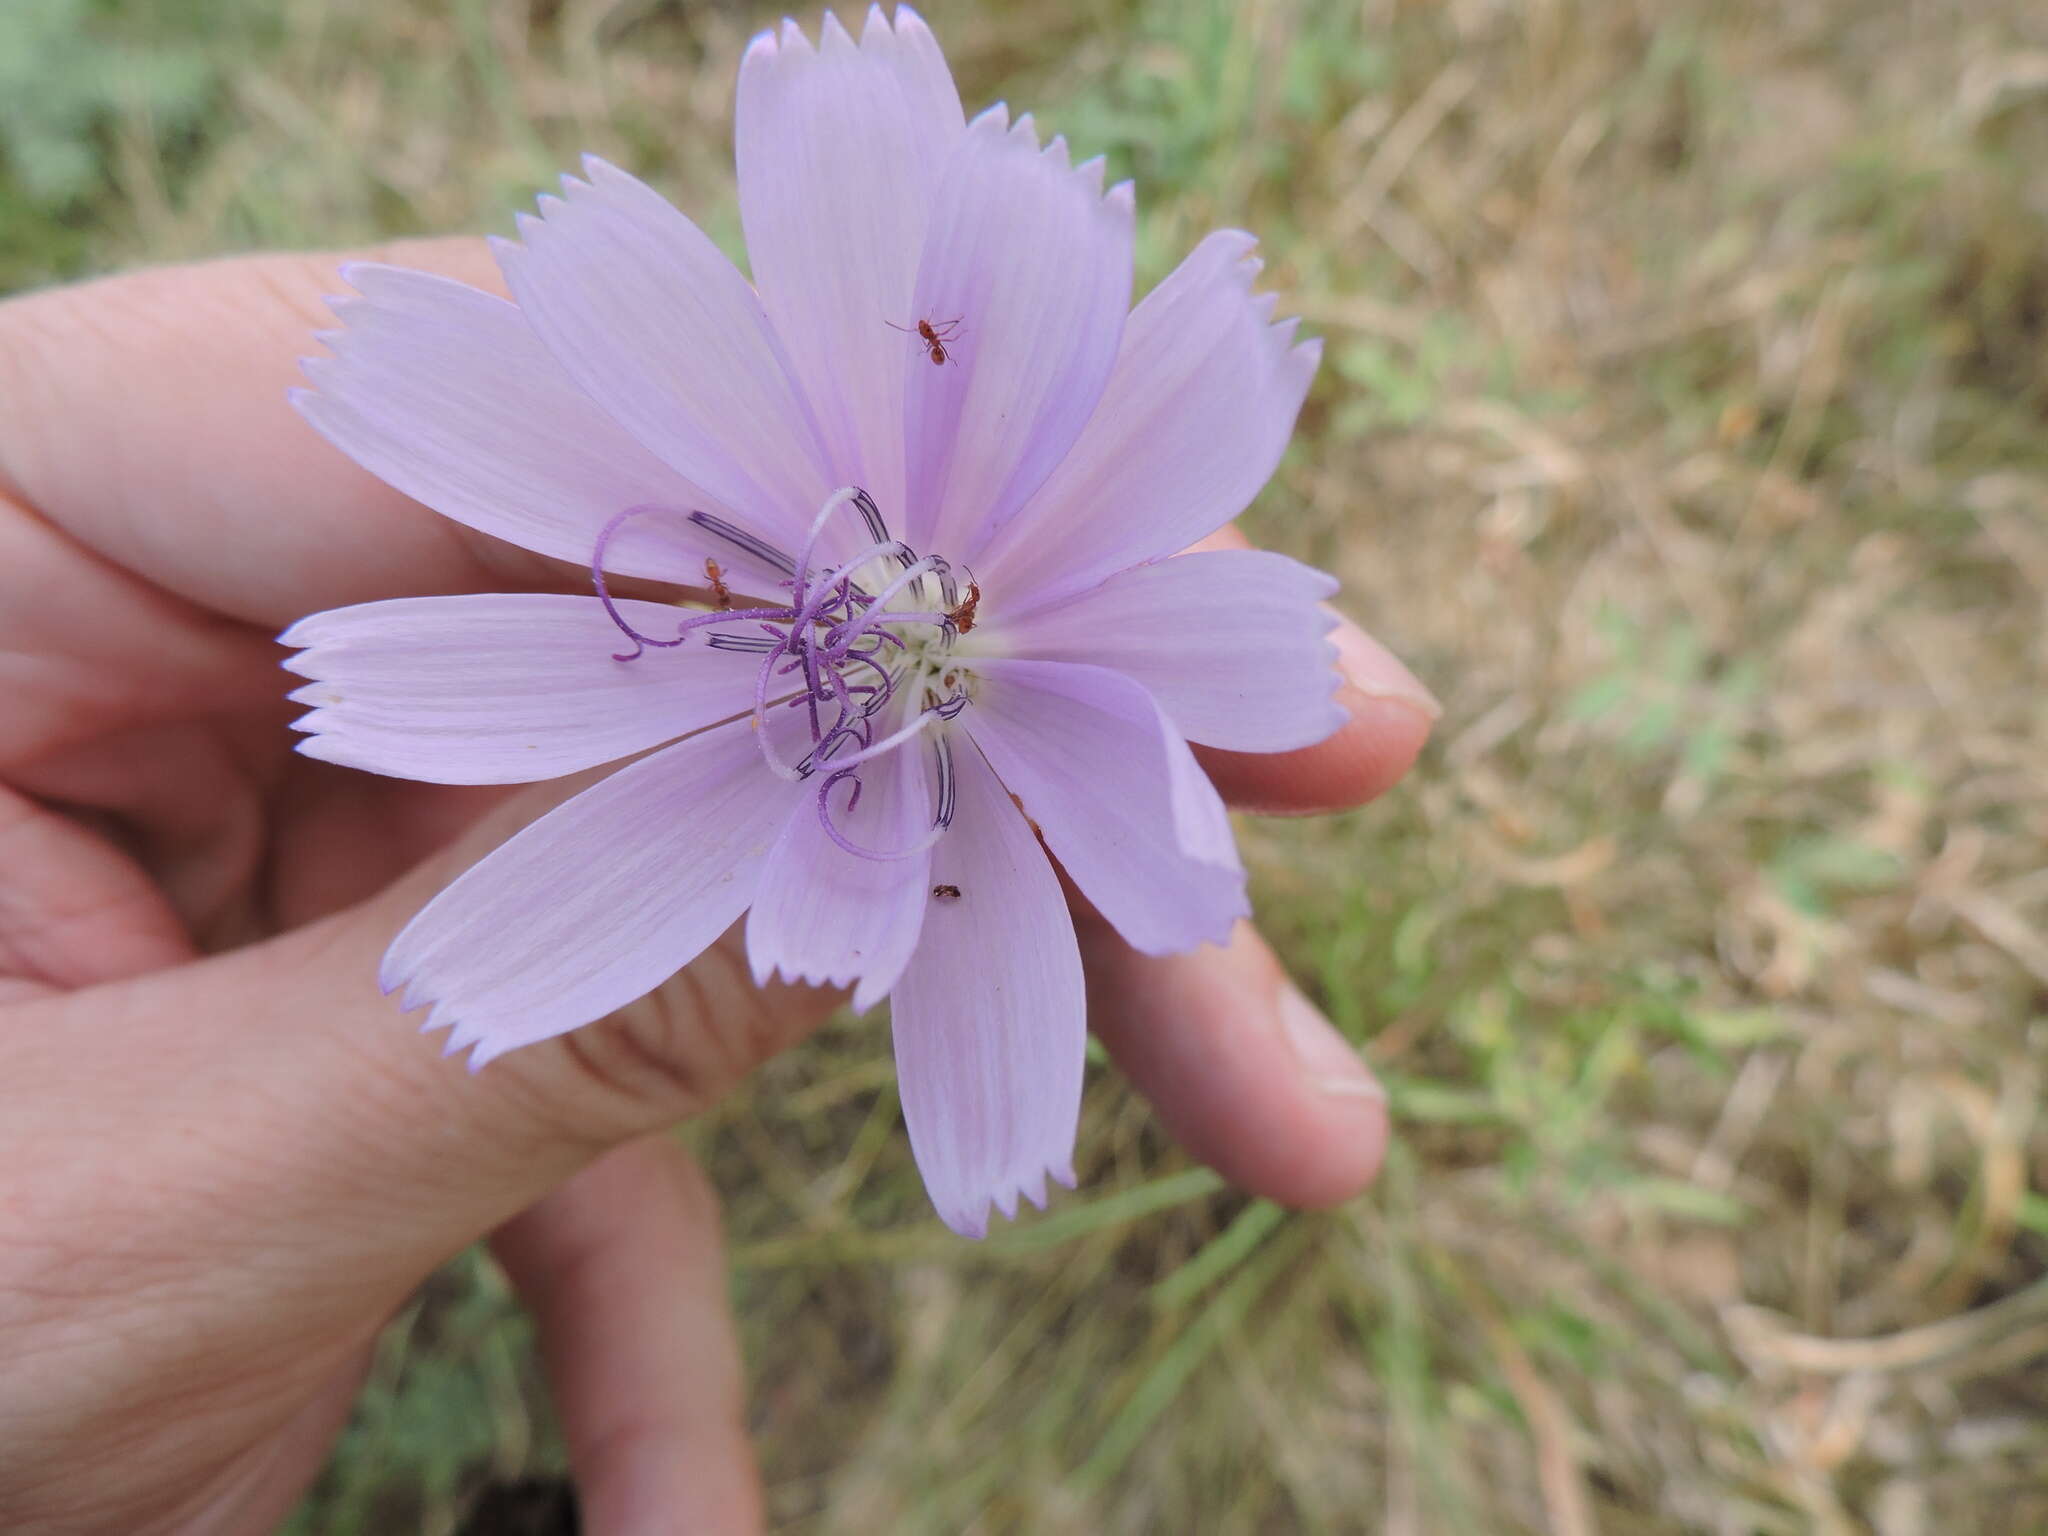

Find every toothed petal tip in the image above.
[942,1205,991,1240]
[275,614,319,649]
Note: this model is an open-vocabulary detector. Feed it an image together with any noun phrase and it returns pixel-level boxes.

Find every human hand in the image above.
[0,243,1434,1533]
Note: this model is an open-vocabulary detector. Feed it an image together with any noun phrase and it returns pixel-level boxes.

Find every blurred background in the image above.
[6,0,2047,1530]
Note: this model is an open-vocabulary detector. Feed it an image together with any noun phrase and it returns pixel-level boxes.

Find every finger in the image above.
[0,782,195,999]
[1080,916,1388,1208]
[1198,613,1437,814]
[492,1136,762,1536]
[0,774,840,1365]
[1186,524,1438,816]
[0,239,549,625]
[181,1346,379,1536]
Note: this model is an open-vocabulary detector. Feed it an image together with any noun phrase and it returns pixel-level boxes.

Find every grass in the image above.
[8,0,2048,1529]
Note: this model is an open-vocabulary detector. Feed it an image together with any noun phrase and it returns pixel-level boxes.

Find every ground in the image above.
[5,0,2046,1530]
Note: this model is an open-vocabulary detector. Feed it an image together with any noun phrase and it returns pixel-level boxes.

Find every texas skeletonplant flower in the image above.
[283,6,1336,1237]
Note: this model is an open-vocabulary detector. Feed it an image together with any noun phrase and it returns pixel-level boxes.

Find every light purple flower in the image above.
[281,5,1336,1237]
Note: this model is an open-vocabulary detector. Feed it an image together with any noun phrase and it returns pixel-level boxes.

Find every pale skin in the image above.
[0,240,1437,1535]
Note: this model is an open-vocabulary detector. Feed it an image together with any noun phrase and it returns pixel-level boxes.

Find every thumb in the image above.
[4,773,841,1310]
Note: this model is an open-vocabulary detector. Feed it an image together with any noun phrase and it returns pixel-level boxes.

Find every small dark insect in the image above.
[703,557,732,610]
[888,315,963,366]
[932,884,963,902]
[946,576,981,636]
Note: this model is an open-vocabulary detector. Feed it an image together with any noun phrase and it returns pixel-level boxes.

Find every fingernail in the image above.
[1328,611,1440,721]
[1278,985,1386,1102]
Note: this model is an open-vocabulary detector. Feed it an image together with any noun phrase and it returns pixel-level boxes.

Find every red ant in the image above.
[946,575,981,636]
[888,315,963,366]
[703,557,732,610]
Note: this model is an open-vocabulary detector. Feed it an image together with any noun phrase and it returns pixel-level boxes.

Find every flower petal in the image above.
[383,718,803,1067]
[280,594,767,785]
[889,738,1085,1237]
[293,265,772,583]
[492,158,837,552]
[964,659,1247,955]
[745,717,934,1009]
[737,6,963,524]
[902,106,1134,562]
[977,230,1320,606]
[992,550,1347,752]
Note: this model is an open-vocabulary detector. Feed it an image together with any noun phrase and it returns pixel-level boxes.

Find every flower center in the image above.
[590,488,975,861]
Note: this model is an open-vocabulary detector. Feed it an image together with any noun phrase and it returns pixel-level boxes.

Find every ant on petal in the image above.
[888,315,963,366]
[946,574,981,636]
[703,557,733,609]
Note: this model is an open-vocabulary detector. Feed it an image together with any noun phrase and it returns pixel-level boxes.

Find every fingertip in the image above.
[1330,614,1439,721]
[1180,523,1436,815]
[1083,921,1391,1210]
[1272,985,1389,1204]
[1194,684,1432,815]
[492,1137,765,1536]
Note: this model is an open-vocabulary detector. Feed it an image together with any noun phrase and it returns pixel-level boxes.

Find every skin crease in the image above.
[0,241,1434,1535]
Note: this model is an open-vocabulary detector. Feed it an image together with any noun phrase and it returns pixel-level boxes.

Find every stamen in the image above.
[594,486,975,857]
[671,603,802,643]
[804,704,949,775]
[815,771,948,861]
[827,557,950,653]
[686,510,797,576]
[751,648,808,783]
[791,486,870,596]
[592,506,689,661]
[931,734,957,829]
[850,488,916,574]
[800,539,916,622]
